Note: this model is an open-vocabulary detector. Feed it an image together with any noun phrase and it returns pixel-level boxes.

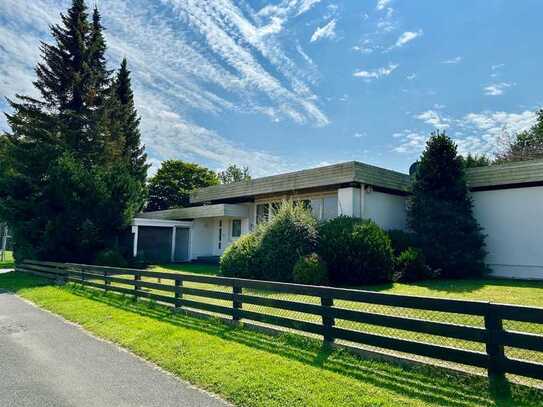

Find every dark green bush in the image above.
[318,216,394,285]
[293,253,328,285]
[220,201,318,282]
[95,248,128,268]
[387,229,416,255]
[393,248,435,282]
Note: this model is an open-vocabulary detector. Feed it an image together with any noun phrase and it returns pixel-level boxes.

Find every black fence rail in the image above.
[16,260,543,383]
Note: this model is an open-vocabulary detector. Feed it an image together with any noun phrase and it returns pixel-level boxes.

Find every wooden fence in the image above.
[16,260,543,382]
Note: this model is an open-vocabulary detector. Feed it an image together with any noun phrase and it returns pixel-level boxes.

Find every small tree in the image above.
[460,154,492,168]
[146,160,219,211]
[408,131,486,278]
[218,164,251,184]
[496,109,543,162]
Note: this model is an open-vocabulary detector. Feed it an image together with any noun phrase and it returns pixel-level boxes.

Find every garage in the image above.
[132,219,192,263]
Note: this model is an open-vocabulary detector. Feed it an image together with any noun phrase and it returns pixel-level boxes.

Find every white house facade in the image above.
[133,159,543,280]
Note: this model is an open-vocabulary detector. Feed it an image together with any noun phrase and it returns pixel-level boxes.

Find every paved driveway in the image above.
[0,290,230,407]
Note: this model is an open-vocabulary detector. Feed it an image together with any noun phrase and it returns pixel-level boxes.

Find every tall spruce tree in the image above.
[112,58,149,184]
[407,131,486,278]
[0,0,147,262]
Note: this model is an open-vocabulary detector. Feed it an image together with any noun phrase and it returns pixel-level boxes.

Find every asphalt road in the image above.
[0,290,230,407]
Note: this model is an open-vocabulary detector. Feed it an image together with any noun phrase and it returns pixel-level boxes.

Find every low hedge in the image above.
[318,216,394,285]
[293,253,328,285]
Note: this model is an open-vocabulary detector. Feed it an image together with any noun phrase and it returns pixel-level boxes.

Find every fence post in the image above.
[232,282,242,322]
[321,296,335,344]
[485,303,505,381]
[134,273,141,300]
[174,277,183,310]
[104,269,109,292]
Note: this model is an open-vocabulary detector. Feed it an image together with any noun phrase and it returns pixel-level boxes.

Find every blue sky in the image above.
[1,0,542,177]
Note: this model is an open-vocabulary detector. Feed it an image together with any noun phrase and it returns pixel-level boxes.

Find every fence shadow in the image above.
[60,283,542,407]
[2,272,541,407]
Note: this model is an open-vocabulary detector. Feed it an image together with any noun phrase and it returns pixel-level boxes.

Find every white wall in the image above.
[363,190,407,231]
[190,218,216,258]
[471,186,543,279]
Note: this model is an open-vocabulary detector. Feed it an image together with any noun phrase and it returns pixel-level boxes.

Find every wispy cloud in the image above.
[415,110,450,129]
[310,19,337,43]
[0,0,331,175]
[394,109,537,157]
[441,56,463,64]
[406,73,417,80]
[376,0,392,11]
[392,30,423,48]
[483,82,514,96]
[353,63,399,81]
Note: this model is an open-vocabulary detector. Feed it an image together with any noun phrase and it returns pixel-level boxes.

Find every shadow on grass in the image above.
[149,263,220,276]
[363,278,543,296]
[2,272,542,407]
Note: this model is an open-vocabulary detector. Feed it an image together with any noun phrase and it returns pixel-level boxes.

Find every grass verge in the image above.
[0,250,14,269]
[1,271,542,407]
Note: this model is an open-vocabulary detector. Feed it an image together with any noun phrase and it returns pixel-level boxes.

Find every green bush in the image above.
[95,248,128,268]
[387,229,416,255]
[318,216,394,285]
[220,231,262,279]
[221,201,318,282]
[293,253,328,285]
[393,248,434,283]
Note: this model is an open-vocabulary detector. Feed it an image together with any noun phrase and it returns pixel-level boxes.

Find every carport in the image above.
[131,218,192,263]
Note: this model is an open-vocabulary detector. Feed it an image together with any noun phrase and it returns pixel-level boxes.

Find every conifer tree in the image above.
[112,58,149,184]
[0,0,147,262]
[407,131,486,278]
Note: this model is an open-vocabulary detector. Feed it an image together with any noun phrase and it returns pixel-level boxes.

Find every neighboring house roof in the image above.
[190,161,411,204]
[466,159,543,190]
[138,203,249,220]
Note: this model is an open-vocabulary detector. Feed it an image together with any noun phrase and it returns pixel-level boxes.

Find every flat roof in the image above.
[466,159,543,189]
[190,161,411,204]
[182,159,543,205]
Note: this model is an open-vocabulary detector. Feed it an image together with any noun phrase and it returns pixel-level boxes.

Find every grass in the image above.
[151,262,220,276]
[150,263,543,306]
[143,263,543,369]
[0,250,14,269]
[1,270,542,407]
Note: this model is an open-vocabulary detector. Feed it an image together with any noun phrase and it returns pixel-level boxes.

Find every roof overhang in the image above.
[467,159,543,190]
[190,161,411,204]
[132,218,193,228]
[137,203,250,221]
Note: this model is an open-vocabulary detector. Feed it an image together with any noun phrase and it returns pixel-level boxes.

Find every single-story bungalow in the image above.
[134,159,543,280]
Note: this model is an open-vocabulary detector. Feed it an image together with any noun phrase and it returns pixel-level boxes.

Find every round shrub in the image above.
[393,247,434,283]
[220,231,261,279]
[387,229,417,256]
[293,253,328,286]
[253,201,318,282]
[318,216,394,285]
[95,248,128,268]
[220,201,318,282]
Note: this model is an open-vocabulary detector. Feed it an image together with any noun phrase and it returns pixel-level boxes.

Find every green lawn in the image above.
[144,264,543,369]
[151,263,543,306]
[1,270,542,407]
[0,250,14,269]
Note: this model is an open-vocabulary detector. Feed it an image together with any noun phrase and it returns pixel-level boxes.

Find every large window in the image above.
[322,196,338,220]
[256,203,269,224]
[231,219,242,237]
